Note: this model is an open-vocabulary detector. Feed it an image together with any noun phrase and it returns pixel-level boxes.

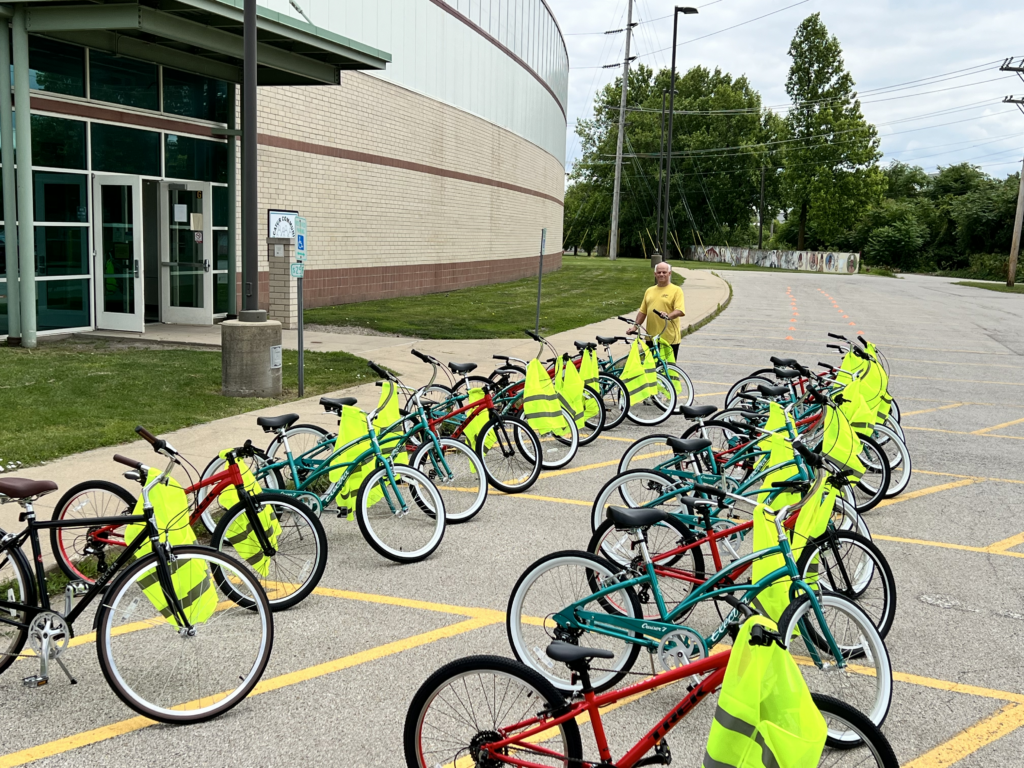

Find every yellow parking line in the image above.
[503,492,591,507]
[875,478,978,508]
[983,532,1024,554]
[898,374,1024,387]
[0,616,497,768]
[901,403,966,416]
[972,416,1024,435]
[542,459,619,478]
[903,426,1024,441]
[905,704,1024,767]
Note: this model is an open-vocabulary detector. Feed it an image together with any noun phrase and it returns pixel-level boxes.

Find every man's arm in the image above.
[631,311,647,333]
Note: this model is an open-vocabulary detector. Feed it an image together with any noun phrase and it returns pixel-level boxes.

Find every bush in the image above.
[936,253,1009,281]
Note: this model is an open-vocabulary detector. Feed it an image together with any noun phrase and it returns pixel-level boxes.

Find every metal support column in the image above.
[12,8,35,347]
[227,83,238,316]
[0,20,20,342]
[242,0,258,311]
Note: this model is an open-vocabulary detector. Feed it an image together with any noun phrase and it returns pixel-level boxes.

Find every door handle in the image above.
[204,259,211,273]
[134,259,140,279]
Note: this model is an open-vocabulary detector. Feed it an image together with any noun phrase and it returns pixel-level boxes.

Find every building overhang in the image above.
[2,0,391,85]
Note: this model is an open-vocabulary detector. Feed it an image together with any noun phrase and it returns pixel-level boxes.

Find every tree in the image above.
[780,13,882,249]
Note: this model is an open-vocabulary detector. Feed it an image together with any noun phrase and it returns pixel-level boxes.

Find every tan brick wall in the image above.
[244,70,565,308]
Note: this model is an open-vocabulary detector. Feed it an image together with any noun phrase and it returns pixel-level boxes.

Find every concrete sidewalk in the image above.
[2,267,728,554]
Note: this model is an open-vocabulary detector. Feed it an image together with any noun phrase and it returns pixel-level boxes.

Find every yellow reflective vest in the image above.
[703,616,827,768]
[620,339,658,403]
[126,469,217,628]
[216,452,282,577]
[523,359,569,437]
[580,348,600,393]
[462,387,497,451]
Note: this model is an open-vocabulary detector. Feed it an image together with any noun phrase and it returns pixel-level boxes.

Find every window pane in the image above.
[28,37,85,97]
[215,274,229,314]
[213,185,230,227]
[214,229,229,270]
[0,280,7,335]
[37,277,90,331]
[34,172,87,223]
[35,226,88,276]
[31,116,86,170]
[89,50,158,111]
[165,135,227,183]
[163,69,229,123]
[91,123,160,176]
[100,185,136,315]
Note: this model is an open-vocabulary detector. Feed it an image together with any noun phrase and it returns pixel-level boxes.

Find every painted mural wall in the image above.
[686,246,860,274]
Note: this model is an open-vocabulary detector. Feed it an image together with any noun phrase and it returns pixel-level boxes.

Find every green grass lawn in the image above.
[305,258,678,339]
[0,339,370,467]
[954,281,1024,294]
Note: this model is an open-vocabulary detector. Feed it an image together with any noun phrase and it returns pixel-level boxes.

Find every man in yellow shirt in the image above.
[631,261,685,358]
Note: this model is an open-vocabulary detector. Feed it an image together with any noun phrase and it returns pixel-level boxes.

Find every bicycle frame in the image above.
[481,650,731,767]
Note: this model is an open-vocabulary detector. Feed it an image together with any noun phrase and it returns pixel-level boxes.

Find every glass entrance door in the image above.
[93,176,144,333]
[159,182,213,325]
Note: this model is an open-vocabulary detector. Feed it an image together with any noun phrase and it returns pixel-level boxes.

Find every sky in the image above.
[545,0,1024,179]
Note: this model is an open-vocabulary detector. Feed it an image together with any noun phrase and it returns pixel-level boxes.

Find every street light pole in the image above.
[655,91,666,251]
[661,6,698,258]
[608,0,634,261]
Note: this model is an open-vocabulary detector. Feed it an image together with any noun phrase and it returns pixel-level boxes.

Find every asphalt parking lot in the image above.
[2,271,1023,767]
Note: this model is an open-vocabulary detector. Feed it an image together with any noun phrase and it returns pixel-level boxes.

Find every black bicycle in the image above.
[0,433,274,724]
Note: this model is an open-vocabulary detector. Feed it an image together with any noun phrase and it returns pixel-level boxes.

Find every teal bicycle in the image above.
[506,468,893,744]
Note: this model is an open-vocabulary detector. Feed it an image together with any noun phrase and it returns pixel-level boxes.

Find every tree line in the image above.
[563,13,1017,280]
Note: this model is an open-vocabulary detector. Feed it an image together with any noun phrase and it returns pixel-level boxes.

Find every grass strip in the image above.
[954,281,1024,295]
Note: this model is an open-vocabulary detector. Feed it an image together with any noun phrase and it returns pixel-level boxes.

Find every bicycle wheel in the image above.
[489,364,527,387]
[211,493,327,611]
[617,434,686,475]
[519,407,578,469]
[597,374,630,430]
[888,399,901,423]
[626,372,677,426]
[476,416,542,493]
[410,437,487,523]
[576,388,606,446]
[814,694,899,764]
[95,545,273,724]
[777,593,893,742]
[591,469,683,532]
[870,425,911,498]
[666,362,695,409]
[588,517,705,620]
[356,464,446,563]
[0,543,34,676]
[680,420,749,483]
[197,454,286,533]
[50,481,136,584]
[725,375,774,409]
[852,436,891,512]
[797,530,896,639]
[265,424,333,501]
[507,550,642,692]
[404,655,583,768]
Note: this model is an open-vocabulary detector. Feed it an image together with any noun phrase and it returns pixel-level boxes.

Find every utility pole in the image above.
[1000,60,1024,286]
[608,0,634,261]
[661,7,699,257]
[653,91,666,264]
[242,0,258,311]
[758,166,766,250]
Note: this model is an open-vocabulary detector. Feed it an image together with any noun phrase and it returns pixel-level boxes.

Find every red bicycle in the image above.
[403,635,898,767]
[49,427,327,611]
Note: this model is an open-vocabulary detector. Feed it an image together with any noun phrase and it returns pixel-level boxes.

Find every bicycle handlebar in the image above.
[113,454,144,470]
[134,425,172,455]
[792,441,823,468]
[411,349,432,363]
[367,360,394,381]
[828,333,848,341]
[523,329,541,342]
[858,335,868,347]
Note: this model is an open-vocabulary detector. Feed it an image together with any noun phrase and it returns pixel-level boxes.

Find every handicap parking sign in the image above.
[297,235,305,251]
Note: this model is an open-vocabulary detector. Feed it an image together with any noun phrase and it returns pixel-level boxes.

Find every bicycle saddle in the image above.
[770,356,799,367]
[546,642,614,665]
[772,368,801,379]
[666,437,712,454]
[680,405,717,420]
[0,478,58,499]
[320,396,358,413]
[256,413,300,432]
[606,506,672,529]
[448,361,477,374]
[596,335,618,345]
[573,340,596,351]
[757,384,789,398]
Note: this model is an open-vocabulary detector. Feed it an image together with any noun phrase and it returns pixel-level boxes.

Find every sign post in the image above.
[295,216,307,397]
[535,228,547,335]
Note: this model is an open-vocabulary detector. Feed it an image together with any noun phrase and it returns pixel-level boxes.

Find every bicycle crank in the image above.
[24,611,76,687]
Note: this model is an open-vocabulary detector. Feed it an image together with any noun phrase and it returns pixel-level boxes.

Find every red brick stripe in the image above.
[29,95,217,137]
[258,133,564,207]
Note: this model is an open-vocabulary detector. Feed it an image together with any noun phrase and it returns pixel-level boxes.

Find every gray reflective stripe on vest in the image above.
[522,393,559,404]
[556,393,583,422]
[702,705,781,768]
[714,704,756,737]
[525,410,563,420]
[136,568,213,620]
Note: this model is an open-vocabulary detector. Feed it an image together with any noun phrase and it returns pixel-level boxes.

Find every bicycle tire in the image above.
[871,425,911,498]
[519,407,578,469]
[356,464,446,563]
[777,593,893,742]
[725,375,775,409]
[197,453,287,532]
[507,550,642,692]
[591,469,680,532]
[679,419,751,484]
[616,433,685,475]
[50,480,137,584]
[264,423,332,503]
[796,529,896,639]
[597,373,630,430]
[625,371,677,426]
[813,694,899,762]
[95,545,273,724]
[403,654,583,768]
[211,493,327,610]
[666,362,695,409]
[477,416,542,493]
[576,388,606,446]
[410,437,488,523]
[0,542,34,676]
[852,435,891,512]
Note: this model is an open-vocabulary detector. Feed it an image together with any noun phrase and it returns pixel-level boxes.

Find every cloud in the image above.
[549,0,1023,176]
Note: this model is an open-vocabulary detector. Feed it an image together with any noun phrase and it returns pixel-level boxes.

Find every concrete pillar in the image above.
[12,8,35,348]
[221,310,282,397]
[227,83,237,317]
[0,18,20,342]
[266,237,297,329]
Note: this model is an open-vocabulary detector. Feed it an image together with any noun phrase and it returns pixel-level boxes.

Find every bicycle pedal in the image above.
[22,675,48,688]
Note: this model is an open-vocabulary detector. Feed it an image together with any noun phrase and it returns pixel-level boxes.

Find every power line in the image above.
[564,0,727,35]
